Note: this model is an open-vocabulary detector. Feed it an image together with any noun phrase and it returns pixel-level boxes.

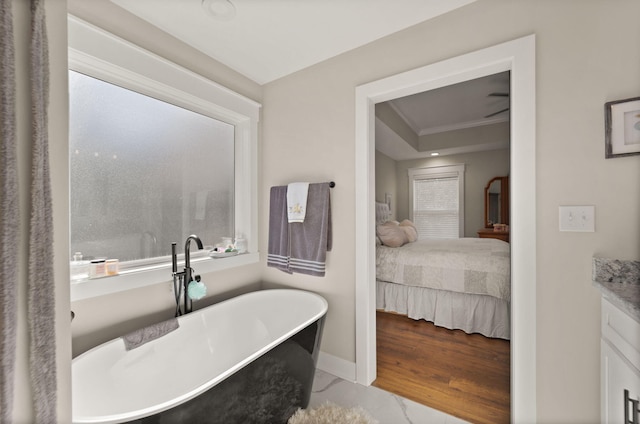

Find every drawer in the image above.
[602,298,640,370]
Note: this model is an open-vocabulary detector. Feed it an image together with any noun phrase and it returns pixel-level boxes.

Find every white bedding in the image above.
[376,237,511,339]
[376,237,510,301]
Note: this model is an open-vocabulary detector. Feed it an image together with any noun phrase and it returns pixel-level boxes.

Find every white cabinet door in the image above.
[602,339,640,424]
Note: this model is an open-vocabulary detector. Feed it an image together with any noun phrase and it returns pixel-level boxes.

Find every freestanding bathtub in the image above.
[72,289,328,424]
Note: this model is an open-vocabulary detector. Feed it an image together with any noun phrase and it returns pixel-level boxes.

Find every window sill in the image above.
[70,252,259,302]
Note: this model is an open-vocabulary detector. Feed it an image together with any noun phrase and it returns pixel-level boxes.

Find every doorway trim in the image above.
[354,35,536,422]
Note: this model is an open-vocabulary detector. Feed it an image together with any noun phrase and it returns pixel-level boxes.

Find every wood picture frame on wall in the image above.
[605,96,640,158]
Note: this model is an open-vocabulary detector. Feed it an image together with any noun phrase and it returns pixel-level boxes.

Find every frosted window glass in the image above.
[69,70,234,263]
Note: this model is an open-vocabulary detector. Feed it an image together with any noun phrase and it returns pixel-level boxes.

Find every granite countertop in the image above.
[593,257,640,323]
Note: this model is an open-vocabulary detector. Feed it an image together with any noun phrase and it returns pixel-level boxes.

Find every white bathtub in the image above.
[72,289,328,424]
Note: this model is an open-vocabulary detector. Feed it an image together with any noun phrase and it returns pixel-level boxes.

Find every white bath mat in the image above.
[288,402,378,424]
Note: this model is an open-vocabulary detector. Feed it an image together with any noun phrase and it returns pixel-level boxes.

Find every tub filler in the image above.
[72,289,328,424]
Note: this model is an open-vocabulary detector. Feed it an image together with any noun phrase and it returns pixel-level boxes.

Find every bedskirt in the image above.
[376,280,510,340]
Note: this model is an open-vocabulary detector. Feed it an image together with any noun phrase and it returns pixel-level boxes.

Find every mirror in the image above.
[484,176,509,228]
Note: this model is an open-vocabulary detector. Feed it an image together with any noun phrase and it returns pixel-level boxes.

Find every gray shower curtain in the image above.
[0,0,19,421]
[28,0,57,422]
[0,0,56,422]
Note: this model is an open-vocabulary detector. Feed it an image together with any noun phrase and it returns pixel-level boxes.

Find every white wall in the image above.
[261,1,640,422]
[49,1,72,420]
[374,151,398,221]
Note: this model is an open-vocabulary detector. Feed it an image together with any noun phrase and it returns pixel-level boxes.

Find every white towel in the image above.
[287,182,309,223]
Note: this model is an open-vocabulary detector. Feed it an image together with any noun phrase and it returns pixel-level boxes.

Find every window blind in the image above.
[413,176,459,239]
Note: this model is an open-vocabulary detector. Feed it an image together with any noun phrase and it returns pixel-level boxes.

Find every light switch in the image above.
[559,206,595,232]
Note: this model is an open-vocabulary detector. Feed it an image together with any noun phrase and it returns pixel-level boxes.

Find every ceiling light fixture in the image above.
[202,0,236,21]
[430,152,440,156]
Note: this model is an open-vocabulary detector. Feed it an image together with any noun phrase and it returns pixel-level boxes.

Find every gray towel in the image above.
[268,183,332,277]
[122,318,180,351]
[267,185,292,273]
[289,183,332,276]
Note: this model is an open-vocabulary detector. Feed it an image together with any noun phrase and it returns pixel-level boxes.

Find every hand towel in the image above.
[268,185,292,273]
[289,182,332,277]
[287,182,309,223]
[122,318,180,350]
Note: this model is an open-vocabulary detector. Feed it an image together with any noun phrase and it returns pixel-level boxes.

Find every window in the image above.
[69,71,235,265]
[68,16,259,300]
[408,164,465,238]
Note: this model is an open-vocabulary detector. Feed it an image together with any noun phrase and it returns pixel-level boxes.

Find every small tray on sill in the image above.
[208,250,239,258]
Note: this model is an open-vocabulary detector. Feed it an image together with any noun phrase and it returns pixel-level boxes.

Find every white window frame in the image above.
[68,16,261,301]
[408,164,465,238]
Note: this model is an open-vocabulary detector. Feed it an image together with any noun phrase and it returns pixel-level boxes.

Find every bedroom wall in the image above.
[396,148,510,237]
[262,0,640,421]
[374,151,398,221]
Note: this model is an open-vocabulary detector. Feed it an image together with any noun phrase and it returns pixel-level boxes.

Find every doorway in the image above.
[354,35,536,422]
[372,71,511,422]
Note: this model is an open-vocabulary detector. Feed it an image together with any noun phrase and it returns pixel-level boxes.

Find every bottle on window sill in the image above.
[234,236,247,254]
[70,251,90,283]
[89,259,106,279]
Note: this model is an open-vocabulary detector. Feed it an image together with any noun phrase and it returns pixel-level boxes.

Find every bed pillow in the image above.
[399,219,418,242]
[376,221,408,247]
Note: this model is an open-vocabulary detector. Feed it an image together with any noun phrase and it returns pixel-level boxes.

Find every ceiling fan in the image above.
[485,92,510,118]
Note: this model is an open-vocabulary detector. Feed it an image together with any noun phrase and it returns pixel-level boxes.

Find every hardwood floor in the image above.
[373,311,510,424]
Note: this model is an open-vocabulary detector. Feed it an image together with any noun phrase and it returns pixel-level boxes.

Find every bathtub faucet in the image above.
[183,235,203,314]
[184,234,204,272]
[172,235,204,316]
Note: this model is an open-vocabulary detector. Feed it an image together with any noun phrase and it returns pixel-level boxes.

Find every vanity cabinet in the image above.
[601,298,640,423]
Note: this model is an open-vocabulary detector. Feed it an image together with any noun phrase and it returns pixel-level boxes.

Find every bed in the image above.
[375,204,511,340]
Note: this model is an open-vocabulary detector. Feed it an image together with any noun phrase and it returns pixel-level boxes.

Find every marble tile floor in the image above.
[309,369,469,424]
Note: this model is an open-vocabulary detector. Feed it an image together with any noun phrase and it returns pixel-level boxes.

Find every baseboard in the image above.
[316,351,357,382]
